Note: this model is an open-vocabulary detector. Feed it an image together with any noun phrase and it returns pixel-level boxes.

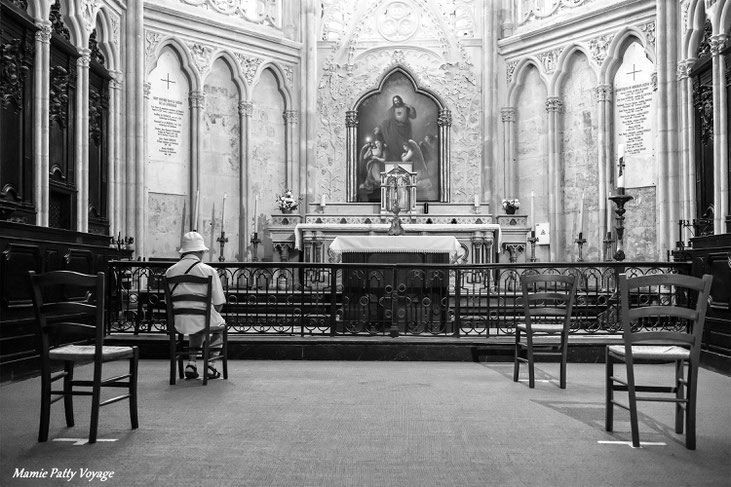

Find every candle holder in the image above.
[217,231,228,262]
[608,190,633,261]
[575,232,587,262]
[527,230,538,262]
[250,232,261,262]
[603,231,615,261]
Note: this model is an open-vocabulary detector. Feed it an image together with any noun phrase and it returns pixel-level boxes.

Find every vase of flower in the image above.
[502,198,520,215]
[276,189,300,214]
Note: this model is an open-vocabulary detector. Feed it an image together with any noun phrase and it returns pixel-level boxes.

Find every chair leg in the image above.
[626,361,640,448]
[169,336,177,385]
[202,337,209,386]
[129,348,139,430]
[674,359,685,434]
[222,332,228,380]
[89,367,102,444]
[605,348,613,432]
[63,362,75,427]
[526,337,535,389]
[559,338,568,389]
[513,330,520,383]
[685,361,698,450]
[38,372,51,442]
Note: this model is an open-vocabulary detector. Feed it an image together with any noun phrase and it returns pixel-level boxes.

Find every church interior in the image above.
[1,0,730,482]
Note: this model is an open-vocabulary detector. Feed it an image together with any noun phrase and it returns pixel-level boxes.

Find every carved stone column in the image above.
[545,97,563,261]
[34,21,52,227]
[283,109,298,190]
[345,110,358,200]
[500,107,515,202]
[595,84,612,237]
[239,101,253,258]
[189,90,205,230]
[76,49,91,233]
[437,109,452,202]
[677,59,696,239]
[711,35,729,232]
[109,70,124,235]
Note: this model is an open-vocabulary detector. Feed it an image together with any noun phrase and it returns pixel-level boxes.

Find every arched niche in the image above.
[346,68,450,204]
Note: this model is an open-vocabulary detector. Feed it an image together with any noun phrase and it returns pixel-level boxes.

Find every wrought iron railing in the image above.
[106,261,690,338]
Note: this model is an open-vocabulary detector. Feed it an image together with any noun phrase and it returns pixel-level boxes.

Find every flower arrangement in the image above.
[502,198,520,211]
[275,189,300,212]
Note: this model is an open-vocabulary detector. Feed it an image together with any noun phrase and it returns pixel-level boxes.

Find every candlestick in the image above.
[527,230,538,262]
[575,231,587,262]
[608,192,633,261]
[529,191,535,229]
[250,231,261,263]
[217,230,228,262]
[193,189,200,231]
[579,190,585,235]
[320,194,327,207]
[253,196,259,233]
[603,231,615,261]
[474,194,480,208]
[617,144,625,190]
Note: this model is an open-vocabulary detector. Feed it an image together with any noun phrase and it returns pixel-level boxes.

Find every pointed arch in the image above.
[146,38,199,91]
[600,29,654,85]
[550,44,598,96]
[352,66,445,112]
[507,58,548,106]
[93,7,118,71]
[683,0,708,60]
[248,62,292,109]
[206,51,247,102]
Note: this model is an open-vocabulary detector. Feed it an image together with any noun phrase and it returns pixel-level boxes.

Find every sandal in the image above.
[206,365,221,380]
[184,364,199,380]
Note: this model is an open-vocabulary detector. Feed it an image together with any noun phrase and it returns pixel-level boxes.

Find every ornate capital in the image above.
[595,84,612,103]
[283,109,298,125]
[677,59,695,80]
[710,35,728,56]
[500,107,515,122]
[77,49,91,69]
[35,22,52,43]
[189,90,205,109]
[239,101,253,117]
[437,109,452,127]
[545,97,563,113]
[345,110,358,128]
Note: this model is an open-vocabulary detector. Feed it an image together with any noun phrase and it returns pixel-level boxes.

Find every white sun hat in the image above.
[178,231,209,254]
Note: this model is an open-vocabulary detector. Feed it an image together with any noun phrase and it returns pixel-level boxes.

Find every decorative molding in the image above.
[651,71,657,92]
[500,107,515,122]
[89,30,105,66]
[283,110,298,125]
[239,101,253,117]
[283,65,294,88]
[145,30,163,62]
[0,38,33,110]
[588,33,613,66]
[676,59,695,80]
[179,0,281,28]
[235,53,263,86]
[506,60,518,85]
[49,65,71,128]
[640,21,656,50]
[594,84,612,103]
[189,90,205,109]
[188,42,213,75]
[710,35,728,56]
[538,49,561,74]
[143,82,151,98]
[111,15,120,46]
[376,1,420,42]
[88,87,106,145]
[437,109,452,127]
[545,97,563,113]
[49,0,71,41]
[35,22,53,43]
[81,0,101,34]
[516,0,599,26]
[77,51,91,69]
[110,70,124,90]
[693,83,713,144]
[345,110,358,128]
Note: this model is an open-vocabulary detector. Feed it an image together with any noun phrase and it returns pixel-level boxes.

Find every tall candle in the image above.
[530,191,535,229]
[579,190,585,235]
[221,193,226,232]
[253,196,259,233]
[474,194,480,208]
[617,144,625,189]
[321,194,327,207]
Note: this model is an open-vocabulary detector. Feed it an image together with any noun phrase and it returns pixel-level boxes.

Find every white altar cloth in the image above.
[329,235,461,256]
[294,223,502,250]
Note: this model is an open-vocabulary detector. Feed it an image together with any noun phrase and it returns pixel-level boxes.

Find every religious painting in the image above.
[355,71,440,203]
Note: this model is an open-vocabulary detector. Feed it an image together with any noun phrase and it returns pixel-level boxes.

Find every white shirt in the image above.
[165,255,226,335]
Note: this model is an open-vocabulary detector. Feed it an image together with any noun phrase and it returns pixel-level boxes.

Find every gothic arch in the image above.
[684,0,709,60]
[550,45,598,96]
[352,66,444,111]
[146,39,198,91]
[600,30,654,85]
[205,52,247,102]
[507,59,548,106]
[249,62,293,109]
[93,7,118,71]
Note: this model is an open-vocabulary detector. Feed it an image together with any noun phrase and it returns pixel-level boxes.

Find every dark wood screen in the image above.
[88,29,110,235]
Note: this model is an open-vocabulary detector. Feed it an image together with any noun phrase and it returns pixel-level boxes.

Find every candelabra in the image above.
[217,231,228,262]
[111,234,134,252]
[250,232,261,262]
[608,190,633,261]
[574,232,587,262]
[527,230,538,262]
[602,231,615,261]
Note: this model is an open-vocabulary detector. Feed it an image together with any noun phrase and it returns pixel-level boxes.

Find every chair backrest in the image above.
[162,274,213,336]
[520,274,578,331]
[618,273,713,358]
[29,270,106,355]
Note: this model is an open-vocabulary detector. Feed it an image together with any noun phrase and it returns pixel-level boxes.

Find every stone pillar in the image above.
[189,90,205,230]
[239,100,253,258]
[677,59,696,242]
[283,109,298,190]
[133,0,144,256]
[437,109,452,202]
[483,3,498,212]
[595,84,612,237]
[500,107,515,201]
[109,70,124,235]
[75,49,91,233]
[710,35,729,232]
[546,97,563,262]
[33,21,52,227]
[345,110,358,200]
[303,0,317,204]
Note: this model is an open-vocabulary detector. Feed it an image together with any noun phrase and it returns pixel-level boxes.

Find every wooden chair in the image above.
[513,274,578,389]
[605,272,713,449]
[29,270,139,444]
[163,274,228,386]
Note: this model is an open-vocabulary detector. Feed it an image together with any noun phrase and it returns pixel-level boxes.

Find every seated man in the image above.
[165,231,226,379]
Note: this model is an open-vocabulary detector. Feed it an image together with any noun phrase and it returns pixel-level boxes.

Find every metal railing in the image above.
[107,260,690,338]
